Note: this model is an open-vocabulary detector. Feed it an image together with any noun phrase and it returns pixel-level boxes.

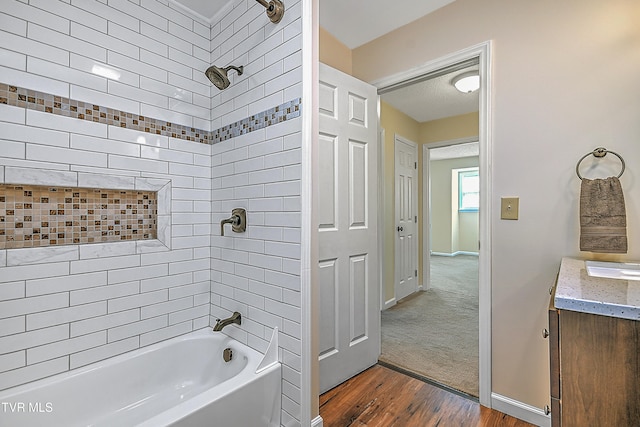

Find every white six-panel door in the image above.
[394,136,418,301]
[317,63,379,393]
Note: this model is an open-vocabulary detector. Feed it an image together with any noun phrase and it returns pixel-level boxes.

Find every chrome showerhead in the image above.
[205,65,244,90]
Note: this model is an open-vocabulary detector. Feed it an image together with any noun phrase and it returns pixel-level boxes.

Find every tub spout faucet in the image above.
[213,312,242,331]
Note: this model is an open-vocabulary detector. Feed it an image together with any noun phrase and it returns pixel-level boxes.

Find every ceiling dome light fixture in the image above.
[452,71,480,93]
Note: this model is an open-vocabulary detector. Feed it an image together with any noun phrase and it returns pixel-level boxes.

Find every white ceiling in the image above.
[169,0,230,23]
[380,65,479,123]
[430,141,479,161]
[171,0,478,148]
[170,0,456,41]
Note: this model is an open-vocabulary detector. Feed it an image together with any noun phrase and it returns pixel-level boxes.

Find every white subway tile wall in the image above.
[0,1,303,426]
[209,1,303,425]
[0,0,215,393]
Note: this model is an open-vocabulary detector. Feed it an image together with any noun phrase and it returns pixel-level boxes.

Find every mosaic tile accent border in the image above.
[0,83,301,146]
[211,98,301,143]
[0,184,157,249]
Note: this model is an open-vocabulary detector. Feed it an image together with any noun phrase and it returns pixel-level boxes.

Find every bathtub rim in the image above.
[0,327,269,400]
[138,358,281,427]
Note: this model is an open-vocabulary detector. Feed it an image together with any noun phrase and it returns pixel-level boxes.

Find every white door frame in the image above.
[378,128,387,312]
[300,0,318,425]
[371,41,493,407]
[394,134,419,301]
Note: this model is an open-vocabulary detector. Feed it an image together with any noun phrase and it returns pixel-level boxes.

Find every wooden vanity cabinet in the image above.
[548,287,640,426]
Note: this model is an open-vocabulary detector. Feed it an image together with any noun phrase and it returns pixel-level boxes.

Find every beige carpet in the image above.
[379,255,479,396]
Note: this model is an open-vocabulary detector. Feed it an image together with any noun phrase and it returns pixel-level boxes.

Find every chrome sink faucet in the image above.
[213,312,242,331]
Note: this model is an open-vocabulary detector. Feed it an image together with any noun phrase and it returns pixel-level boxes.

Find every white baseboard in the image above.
[456,251,479,256]
[311,415,323,427]
[491,393,550,427]
[431,251,479,257]
[383,297,396,310]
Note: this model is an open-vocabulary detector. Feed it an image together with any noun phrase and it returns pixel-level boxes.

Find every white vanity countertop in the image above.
[555,257,640,321]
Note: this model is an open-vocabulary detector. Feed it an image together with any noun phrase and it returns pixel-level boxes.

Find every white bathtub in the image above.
[0,328,281,427]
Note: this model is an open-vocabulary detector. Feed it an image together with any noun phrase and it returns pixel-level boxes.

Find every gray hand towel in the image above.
[580,176,627,253]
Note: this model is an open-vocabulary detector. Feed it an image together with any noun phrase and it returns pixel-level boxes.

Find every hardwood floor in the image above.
[320,365,536,427]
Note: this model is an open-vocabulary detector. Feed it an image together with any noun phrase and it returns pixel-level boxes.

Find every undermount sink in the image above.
[585,260,640,281]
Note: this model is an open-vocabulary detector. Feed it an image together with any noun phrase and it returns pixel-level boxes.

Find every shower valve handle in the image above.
[220,208,247,236]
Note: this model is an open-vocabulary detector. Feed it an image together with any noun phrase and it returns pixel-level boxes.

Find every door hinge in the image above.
[415,216,417,223]
[415,269,418,277]
[414,162,417,169]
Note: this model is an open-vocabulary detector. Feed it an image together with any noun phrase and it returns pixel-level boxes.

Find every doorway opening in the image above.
[376,55,485,398]
[314,40,492,411]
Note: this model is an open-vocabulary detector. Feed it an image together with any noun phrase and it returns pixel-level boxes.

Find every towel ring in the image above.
[575,147,625,179]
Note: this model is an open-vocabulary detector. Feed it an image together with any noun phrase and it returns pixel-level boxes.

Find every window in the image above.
[458,168,479,212]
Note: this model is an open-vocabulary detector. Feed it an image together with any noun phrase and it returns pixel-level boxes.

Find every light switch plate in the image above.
[501,197,519,220]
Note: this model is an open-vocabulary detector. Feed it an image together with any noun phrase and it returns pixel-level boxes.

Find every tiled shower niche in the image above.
[0,184,157,249]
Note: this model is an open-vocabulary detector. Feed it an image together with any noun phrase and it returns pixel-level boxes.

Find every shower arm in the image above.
[254,0,284,24]
[223,65,244,75]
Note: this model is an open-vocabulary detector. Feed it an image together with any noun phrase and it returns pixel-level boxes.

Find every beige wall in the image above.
[459,212,480,252]
[319,27,352,75]
[421,112,479,144]
[430,158,480,253]
[352,0,640,409]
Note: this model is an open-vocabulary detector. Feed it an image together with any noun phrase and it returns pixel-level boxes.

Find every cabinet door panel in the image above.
[560,310,639,426]
[551,397,561,427]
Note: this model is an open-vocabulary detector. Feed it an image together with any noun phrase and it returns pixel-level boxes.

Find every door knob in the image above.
[542,328,549,339]
[397,226,403,232]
